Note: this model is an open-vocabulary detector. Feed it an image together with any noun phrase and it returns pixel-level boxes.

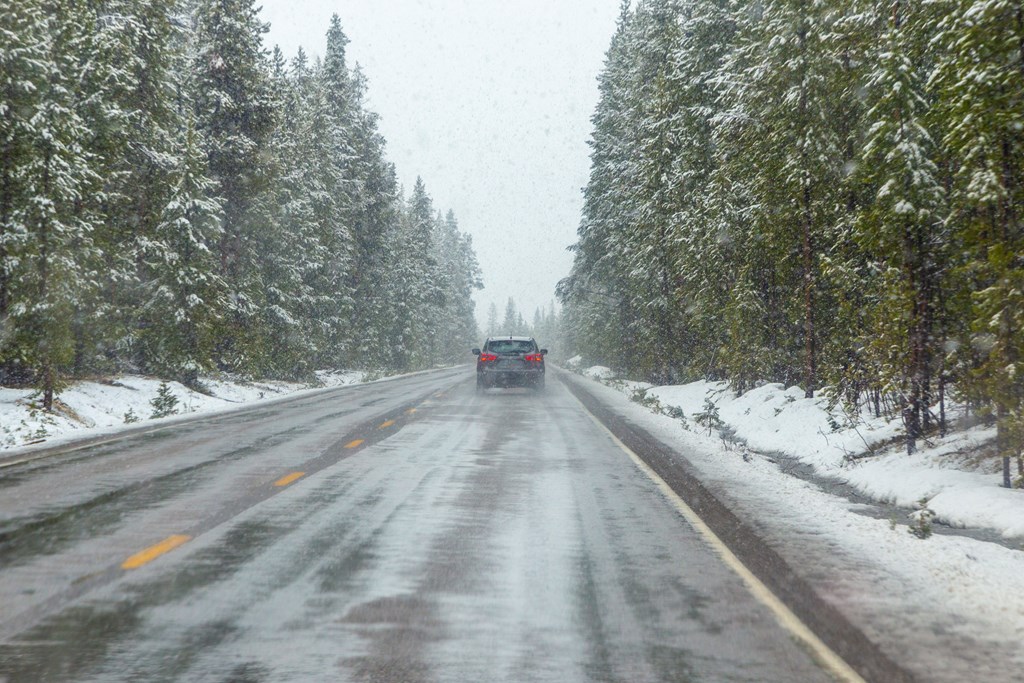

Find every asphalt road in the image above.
[0,368,836,682]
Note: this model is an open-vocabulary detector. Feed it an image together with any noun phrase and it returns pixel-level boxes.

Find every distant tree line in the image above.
[558,0,1023,482]
[484,298,561,350]
[0,0,482,406]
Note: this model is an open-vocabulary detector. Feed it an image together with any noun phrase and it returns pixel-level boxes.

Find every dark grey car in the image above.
[473,336,547,391]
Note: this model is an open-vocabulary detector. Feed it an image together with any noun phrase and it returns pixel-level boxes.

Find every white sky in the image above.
[257,0,622,335]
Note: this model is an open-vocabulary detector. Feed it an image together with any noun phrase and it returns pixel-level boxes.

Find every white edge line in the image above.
[0,366,470,469]
[0,427,174,469]
[573,394,868,683]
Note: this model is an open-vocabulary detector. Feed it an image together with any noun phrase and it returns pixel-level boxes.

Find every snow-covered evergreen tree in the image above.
[930,0,1024,485]
[485,303,499,338]
[715,0,850,396]
[501,298,519,337]
[192,0,276,373]
[0,2,486,401]
[5,0,105,408]
[433,210,481,362]
[136,118,225,386]
[0,1,50,386]
[560,0,643,372]
[853,0,946,453]
[346,65,402,370]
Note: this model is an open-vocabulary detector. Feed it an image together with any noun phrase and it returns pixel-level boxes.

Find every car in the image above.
[473,336,548,391]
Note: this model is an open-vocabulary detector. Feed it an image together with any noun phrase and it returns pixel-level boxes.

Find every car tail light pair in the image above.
[479,352,498,362]
[525,353,544,362]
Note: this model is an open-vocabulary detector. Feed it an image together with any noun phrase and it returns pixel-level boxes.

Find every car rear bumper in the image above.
[478,367,544,386]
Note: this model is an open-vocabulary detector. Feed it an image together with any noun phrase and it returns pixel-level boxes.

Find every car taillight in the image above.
[525,353,544,362]
[479,353,497,362]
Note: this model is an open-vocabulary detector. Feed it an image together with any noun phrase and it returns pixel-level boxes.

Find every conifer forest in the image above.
[2,0,1024,484]
[0,0,483,407]
[558,0,1024,482]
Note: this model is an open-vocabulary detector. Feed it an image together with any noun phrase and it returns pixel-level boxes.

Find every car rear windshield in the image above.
[486,340,536,354]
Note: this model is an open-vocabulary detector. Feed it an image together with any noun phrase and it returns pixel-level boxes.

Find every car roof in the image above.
[486,336,534,342]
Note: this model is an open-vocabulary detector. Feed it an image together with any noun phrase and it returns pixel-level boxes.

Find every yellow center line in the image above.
[379,420,395,429]
[274,471,305,487]
[345,439,365,449]
[405,408,417,414]
[121,534,191,570]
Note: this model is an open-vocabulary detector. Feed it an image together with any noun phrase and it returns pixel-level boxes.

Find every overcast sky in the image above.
[257,0,622,335]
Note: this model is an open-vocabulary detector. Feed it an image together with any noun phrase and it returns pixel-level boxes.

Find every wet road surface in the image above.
[0,369,833,682]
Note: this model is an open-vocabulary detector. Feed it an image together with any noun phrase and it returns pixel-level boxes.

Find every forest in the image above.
[482,298,562,345]
[0,0,482,408]
[558,0,1024,482]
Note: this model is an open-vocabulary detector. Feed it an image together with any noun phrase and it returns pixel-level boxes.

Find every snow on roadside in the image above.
[0,372,367,453]
[584,369,1024,541]
[650,381,902,469]
[570,370,1024,681]
[581,365,615,381]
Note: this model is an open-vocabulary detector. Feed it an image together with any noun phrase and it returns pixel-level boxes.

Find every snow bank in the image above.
[0,372,367,453]
[650,381,901,469]
[582,367,1024,540]
[571,374,1024,681]
[582,365,615,380]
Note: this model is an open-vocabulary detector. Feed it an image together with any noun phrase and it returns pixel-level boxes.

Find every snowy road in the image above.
[0,368,837,682]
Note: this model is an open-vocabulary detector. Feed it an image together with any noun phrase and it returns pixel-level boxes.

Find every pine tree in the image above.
[433,210,481,362]
[383,180,440,371]
[668,0,737,382]
[716,0,849,396]
[930,0,1024,485]
[7,0,105,409]
[853,0,946,453]
[618,0,690,383]
[485,302,499,337]
[0,1,50,385]
[306,17,358,369]
[136,118,225,386]
[96,0,193,378]
[561,1,643,373]
[192,0,277,373]
[347,64,402,369]
[501,298,519,336]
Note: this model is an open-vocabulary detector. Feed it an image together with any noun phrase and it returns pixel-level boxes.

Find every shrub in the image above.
[150,382,180,419]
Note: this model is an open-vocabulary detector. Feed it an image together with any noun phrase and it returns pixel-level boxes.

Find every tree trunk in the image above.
[43,363,55,412]
[73,313,86,377]
[905,216,926,454]
[938,371,947,437]
[0,152,10,329]
[937,270,948,437]
[38,142,53,412]
[0,121,14,386]
[802,185,815,399]
[795,19,815,399]
[1000,410,1012,489]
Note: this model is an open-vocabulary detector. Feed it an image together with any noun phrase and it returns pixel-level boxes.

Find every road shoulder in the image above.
[558,368,1024,683]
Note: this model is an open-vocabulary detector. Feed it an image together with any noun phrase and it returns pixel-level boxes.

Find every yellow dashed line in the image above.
[274,471,305,487]
[345,439,365,449]
[379,420,395,429]
[405,408,417,414]
[122,534,191,570]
